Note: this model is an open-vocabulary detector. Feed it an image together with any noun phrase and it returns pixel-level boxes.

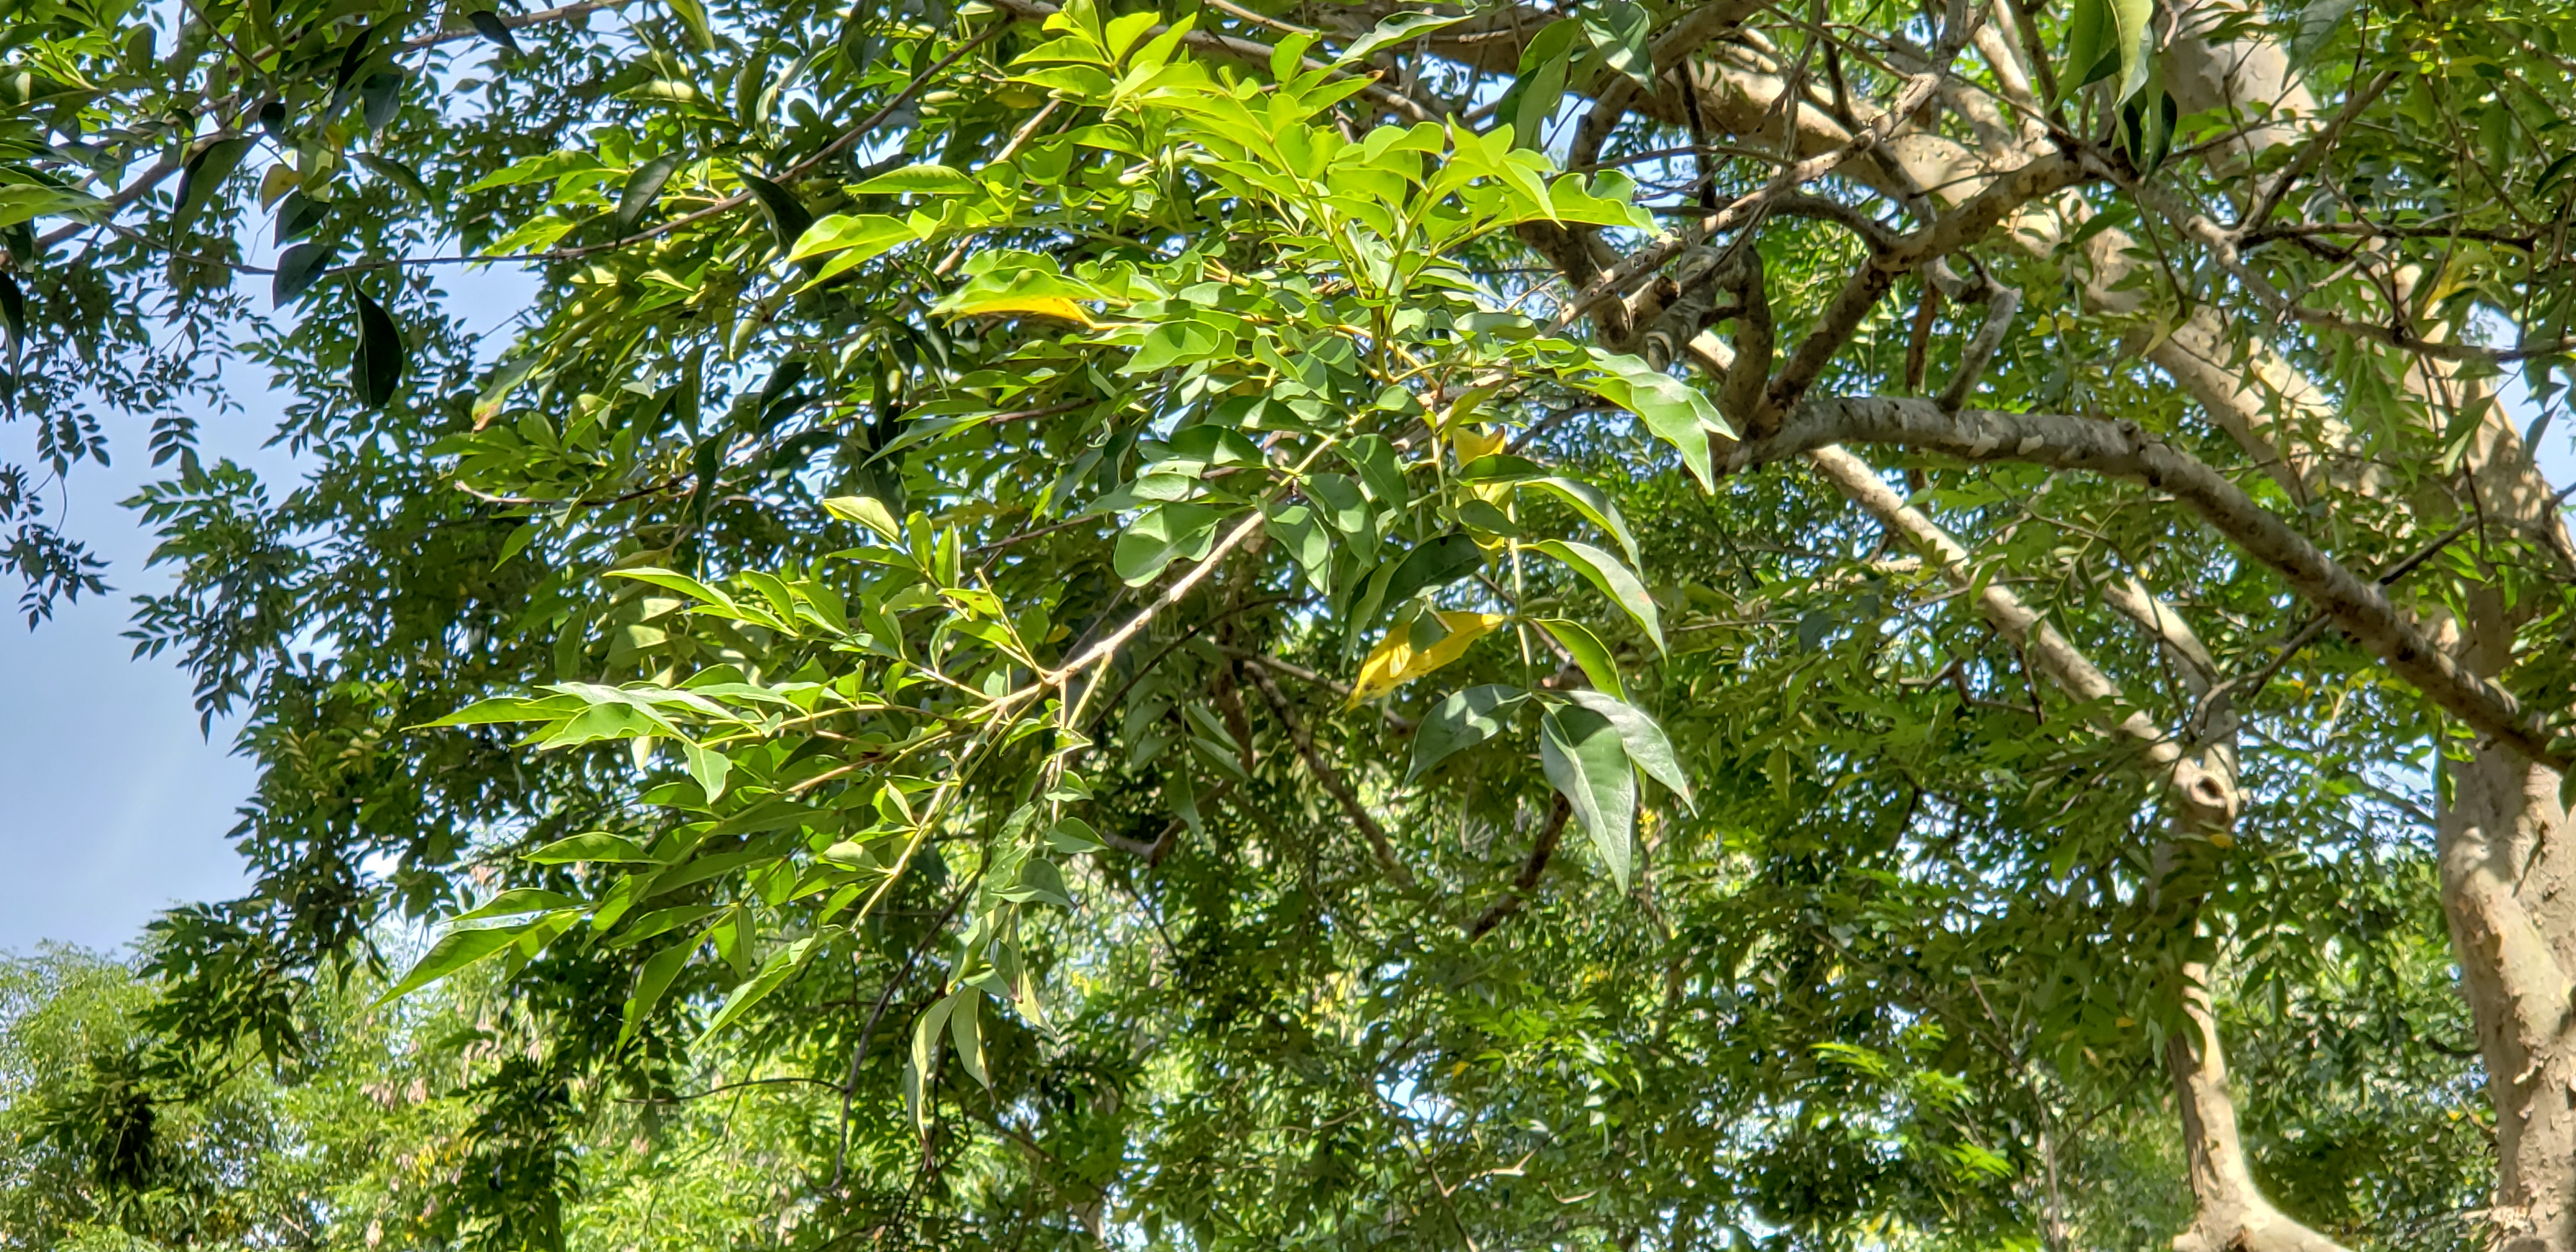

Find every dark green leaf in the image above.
[272,241,334,305]
[1112,502,1225,585]
[739,169,813,254]
[466,9,523,55]
[351,288,405,409]
[1407,684,1524,781]
[1561,689,1693,807]
[1540,706,1635,891]
[171,136,251,238]
[1378,533,1483,612]
[619,152,685,229]
[1533,538,1662,651]
[376,915,557,1005]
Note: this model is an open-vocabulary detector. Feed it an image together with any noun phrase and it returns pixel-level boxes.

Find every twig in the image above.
[1468,795,1571,938]
[1243,662,1423,894]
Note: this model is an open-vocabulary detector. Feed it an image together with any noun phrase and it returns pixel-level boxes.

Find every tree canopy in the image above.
[2,0,2573,1247]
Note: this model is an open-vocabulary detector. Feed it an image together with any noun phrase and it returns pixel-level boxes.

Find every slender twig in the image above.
[1243,662,1423,894]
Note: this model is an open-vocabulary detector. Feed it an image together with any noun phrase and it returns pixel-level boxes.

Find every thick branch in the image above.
[1741,399,2568,769]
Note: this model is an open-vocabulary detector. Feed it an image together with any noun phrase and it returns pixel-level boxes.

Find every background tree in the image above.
[0,0,2568,1247]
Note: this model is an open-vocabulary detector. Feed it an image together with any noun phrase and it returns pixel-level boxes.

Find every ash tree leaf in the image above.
[525,831,658,864]
[1580,0,1655,91]
[1561,689,1693,808]
[1540,705,1636,891]
[1378,533,1483,612]
[2063,0,2151,100]
[950,990,989,1087]
[683,739,731,802]
[1408,683,1524,781]
[1524,475,1639,565]
[1532,616,1625,699]
[0,271,22,382]
[909,990,960,1127]
[852,164,982,195]
[1533,538,1662,652]
[1338,10,1473,64]
[351,288,405,409]
[454,888,581,922]
[1578,349,1729,487]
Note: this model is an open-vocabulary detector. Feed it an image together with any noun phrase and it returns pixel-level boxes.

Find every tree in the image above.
[1,0,2570,1246]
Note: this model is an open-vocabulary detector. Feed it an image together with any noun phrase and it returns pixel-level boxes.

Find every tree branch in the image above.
[1742,397,2567,770]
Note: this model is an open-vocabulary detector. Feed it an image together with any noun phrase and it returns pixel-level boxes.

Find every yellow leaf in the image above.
[1344,611,1508,708]
[944,296,1095,328]
[1452,424,1506,464]
[1346,632,1416,707]
[258,162,300,210]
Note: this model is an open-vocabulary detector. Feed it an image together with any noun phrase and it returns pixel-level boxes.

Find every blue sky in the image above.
[4,284,2573,954]
[1,261,533,956]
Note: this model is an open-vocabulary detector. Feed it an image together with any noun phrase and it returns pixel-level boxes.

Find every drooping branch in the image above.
[1736,397,2570,770]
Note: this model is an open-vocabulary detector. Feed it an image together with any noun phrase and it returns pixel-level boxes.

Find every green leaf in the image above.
[665,0,716,49]
[425,693,582,726]
[1523,476,1638,565]
[1561,689,1693,807]
[0,271,25,379]
[1048,817,1107,853]
[852,164,981,195]
[1339,10,1473,65]
[351,288,405,410]
[353,153,431,202]
[271,240,334,305]
[1580,0,1655,91]
[909,990,960,1127]
[618,152,684,228]
[454,888,579,922]
[1579,349,1728,487]
[1540,706,1636,891]
[706,934,822,1035]
[1001,857,1076,908]
[683,740,732,802]
[790,214,917,281]
[526,830,659,864]
[1407,684,1524,781]
[1532,538,1662,652]
[2063,0,2150,100]
[1378,533,1483,613]
[1531,616,1625,700]
[1112,502,1225,585]
[376,914,563,1005]
[171,136,250,238]
[620,939,696,1044]
[1266,503,1333,593]
[949,990,989,1087]
[738,169,813,253]
[466,9,522,55]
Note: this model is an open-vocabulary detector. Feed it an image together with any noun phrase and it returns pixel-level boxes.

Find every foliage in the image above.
[1,0,2569,1246]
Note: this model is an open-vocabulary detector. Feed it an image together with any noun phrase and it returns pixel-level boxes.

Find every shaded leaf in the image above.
[1408,683,1524,781]
[351,288,404,409]
[1540,706,1635,890]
